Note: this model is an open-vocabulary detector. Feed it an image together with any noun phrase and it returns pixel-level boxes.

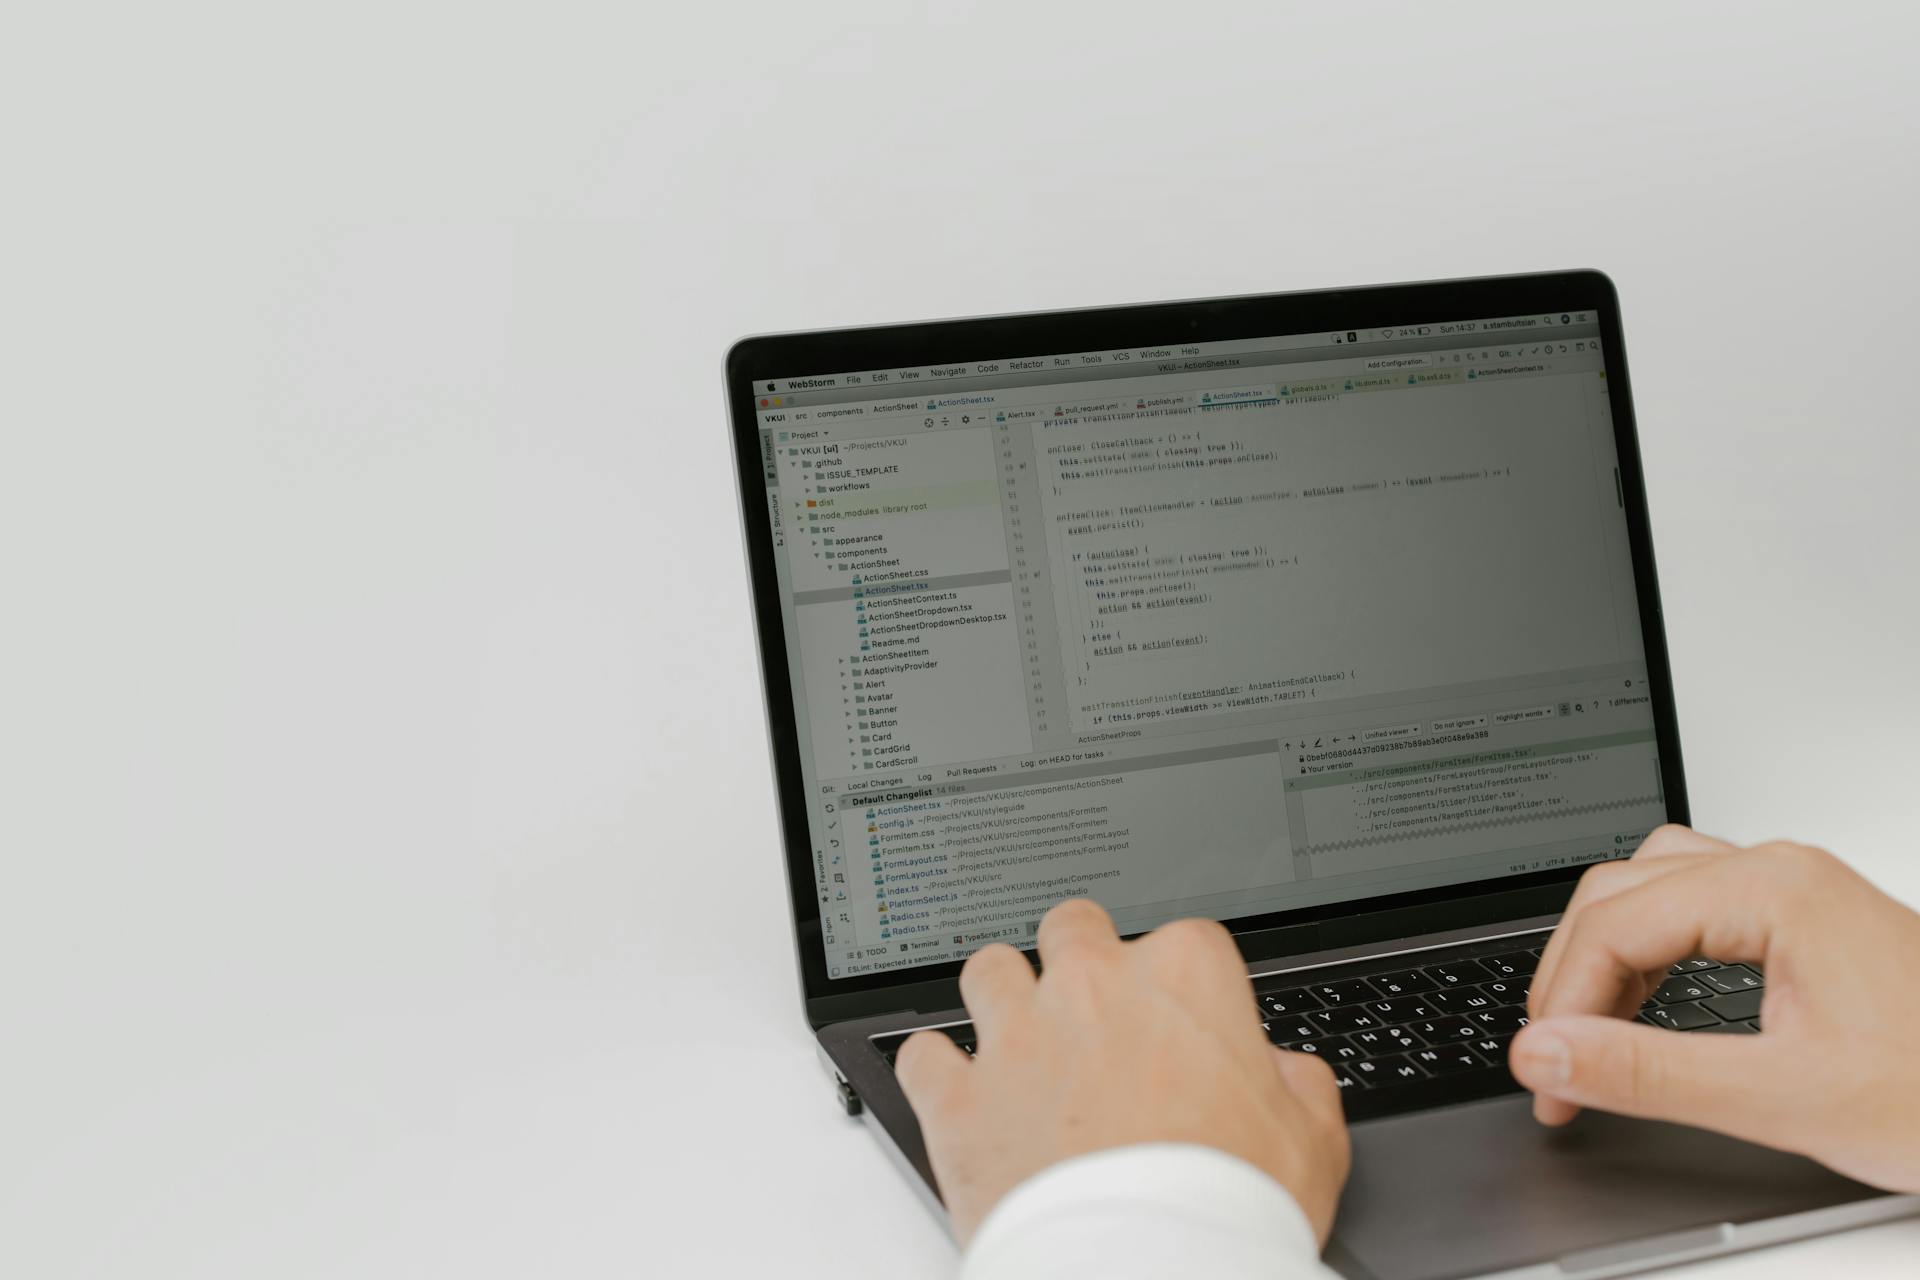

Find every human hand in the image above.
[1514,824,1920,1192]
[895,899,1350,1245]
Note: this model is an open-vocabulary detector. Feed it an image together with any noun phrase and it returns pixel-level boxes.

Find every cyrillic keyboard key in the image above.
[1483,951,1539,977]
[1410,1044,1486,1074]
[1409,1015,1480,1042]
[1471,1035,1513,1065]
[1701,989,1763,1022]
[1349,1054,1422,1085]
[1471,1007,1530,1035]
[1311,979,1379,1005]
[1654,975,1715,1003]
[1260,988,1325,1017]
[1376,1026,1423,1052]
[1371,1053,1430,1083]
[1329,1062,1366,1090]
[1645,1002,1719,1031]
[1348,1028,1397,1056]
[1700,965,1764,994]
[1367,969,1438,997]
[1365,998,1437,1023]
[1481,980,1526,1006]
[1269,1018,1320,1043]
[1669,957,1720,974]
[1424,960,1495,987]
[1308,1006,1380,1034]
[1277,1036,1343,1058]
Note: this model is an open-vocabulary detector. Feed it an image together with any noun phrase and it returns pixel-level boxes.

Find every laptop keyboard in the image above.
[871,936,1765,1122]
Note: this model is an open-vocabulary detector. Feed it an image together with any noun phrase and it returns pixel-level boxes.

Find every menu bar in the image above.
[757,311,1597,400]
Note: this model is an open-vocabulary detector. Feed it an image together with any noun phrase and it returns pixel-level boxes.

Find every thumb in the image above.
[1273,1045,1343,1125]
[1511,1015,1789,1142]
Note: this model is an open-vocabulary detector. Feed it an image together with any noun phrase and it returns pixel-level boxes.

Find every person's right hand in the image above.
[1512,825,1920,1193]
[895,899,1350,1246]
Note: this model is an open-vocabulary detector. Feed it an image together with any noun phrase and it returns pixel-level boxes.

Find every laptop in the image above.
[723,271,1916,1278]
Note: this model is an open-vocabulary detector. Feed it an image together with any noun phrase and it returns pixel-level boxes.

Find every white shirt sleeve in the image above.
[958,1143,1340,1280]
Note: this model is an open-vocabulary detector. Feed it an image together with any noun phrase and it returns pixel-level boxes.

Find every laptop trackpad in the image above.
[1329,1095,1880,1279]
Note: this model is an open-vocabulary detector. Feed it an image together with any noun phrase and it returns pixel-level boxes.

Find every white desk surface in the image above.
[7,4,1919,1276]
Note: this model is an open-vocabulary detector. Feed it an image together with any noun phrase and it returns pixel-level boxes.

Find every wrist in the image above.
[963,1143,1323,1269]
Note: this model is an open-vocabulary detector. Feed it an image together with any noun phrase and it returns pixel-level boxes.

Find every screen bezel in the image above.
[724,270,1689,1031]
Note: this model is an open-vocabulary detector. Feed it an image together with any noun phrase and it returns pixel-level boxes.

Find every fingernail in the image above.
[1514,1027,1571,1088]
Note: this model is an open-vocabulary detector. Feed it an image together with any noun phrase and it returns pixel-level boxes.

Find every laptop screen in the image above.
[747,308,1666,981]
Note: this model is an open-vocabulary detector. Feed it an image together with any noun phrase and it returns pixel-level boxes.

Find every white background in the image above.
[5,3,1919,1276]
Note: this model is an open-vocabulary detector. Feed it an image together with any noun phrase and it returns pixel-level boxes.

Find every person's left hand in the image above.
[895,899,1351,1246]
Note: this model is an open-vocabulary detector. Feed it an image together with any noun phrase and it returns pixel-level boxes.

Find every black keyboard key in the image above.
[1372,1053,1431,1083]
[1653,975,1715,1004]
[1669,957,1720,974]
[1644,1002,1719,1031]
[1408,1015,1480,1042]
[1698,1019,1759,1034]
[1481,980,1526,1006]
[1308,1007,1380,1034]
[1329,1061,1366,1090]
[1259,988,1325,1017]
[1365,998,1437,1023]
[1276,1036,1341,1058]
[1311,979,1379,1005]
[1470,1035,1513,1065]
[1423,959,1495,987]
[1700,965,1763,994]
[1701,989,1763,1022]
[1410,1044,1487,1074]
[1326,1038,1366,1062]
[1367,969,1438,997]
[1349,1054,1424,1086]
[1482,951,1539,978]
[1267,1017,1321,1043]
[1348,1028,1399,1056]
[1377,1025,1423,1052]
[1429,986,1501,1015]
[1471,1007,1531,1035]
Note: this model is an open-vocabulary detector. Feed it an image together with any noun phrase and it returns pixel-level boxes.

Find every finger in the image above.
[893,1028,971,1121]
[1273,1046,1344,1130]
[957,943,1036,1039]
[1034,897,1122,970]
[1531,827,1734,1003]
[1511,1015,1793,1145]
[1531,968,1658,1126]
[1537,860,1780,1025]
[1633,823,1741,861]
[1130,917,1254,1022]
[1532,835,1741,1018]
[1533,857,1697,1015]
[1272,1047,1352,1245]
